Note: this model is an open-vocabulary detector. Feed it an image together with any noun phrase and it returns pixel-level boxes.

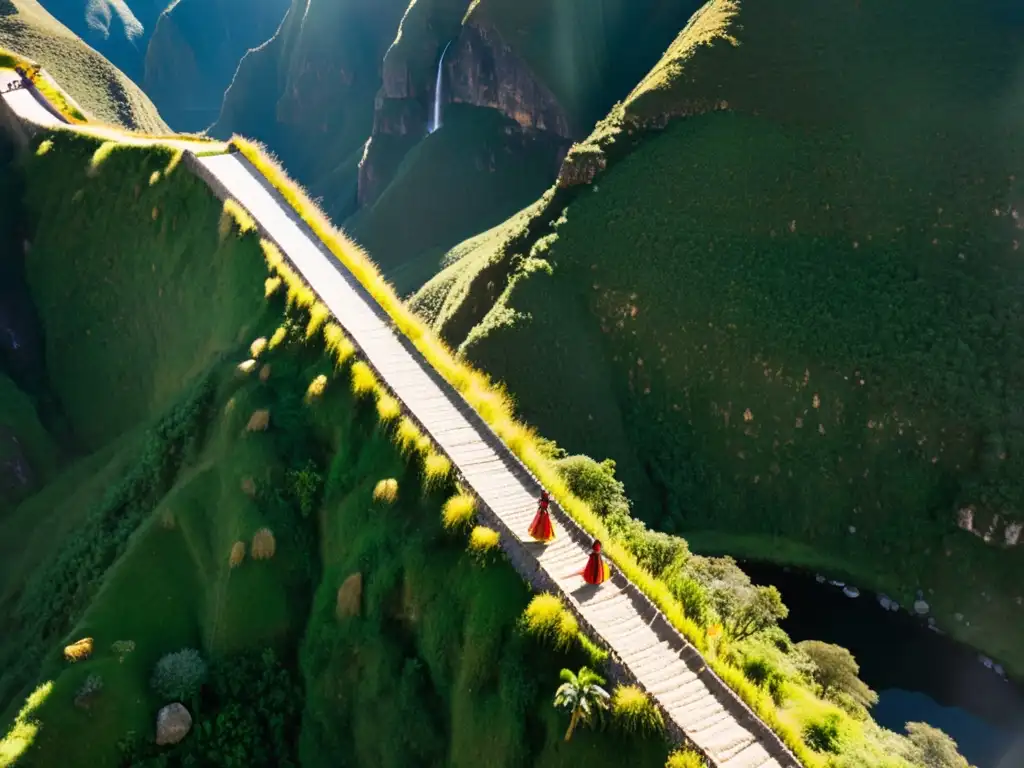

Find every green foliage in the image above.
[111,640,136,663]
[151,648,207,702]
[286,460,323,518]
[468,526,500,561]
[798,641,879,711]
[741,656,785,705]
[903,722,969,768]
[610,685,663,735]
[803,712,844,754]
[553,667,611,741]
[685,556,788,639]
[521,594,578,651]
[74,674,103,703]
[665,748,707,768]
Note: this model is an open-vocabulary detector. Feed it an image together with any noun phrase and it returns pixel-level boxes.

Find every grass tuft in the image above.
[62,637,93,663]
[229,541,245,568]
[376,393,401,423]
[306,374,328,401]
[350,361,378,398]
[306,302,330,339]
[251,528,276,560]
[249,337,268,358]
[88,142,118,174]
[441,492,476,531]
[323,323,356,367]
[611,685,664,735]
[422,451,452,489]
[148,171,161,186]
[268,326,288,349]
[0,681,53,766]
[468,526,500,558]
[666,748,707,768]
[372,478,399,504]
[237,359,257,375]
[520,594,578,650]
[246,410,270,432]
[223,199,257,235]
[35,139,53,156]
[394,417,422,455]
[265,276,282,297]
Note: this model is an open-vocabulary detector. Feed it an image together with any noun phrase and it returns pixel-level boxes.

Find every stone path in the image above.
[1,73,800,768]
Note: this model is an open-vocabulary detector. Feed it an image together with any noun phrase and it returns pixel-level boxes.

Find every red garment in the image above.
[528,497,555,542]
[580,540,609,585]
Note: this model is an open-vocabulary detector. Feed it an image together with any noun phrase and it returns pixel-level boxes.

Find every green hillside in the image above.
[0,0,166,130]
[414,0,1024,674]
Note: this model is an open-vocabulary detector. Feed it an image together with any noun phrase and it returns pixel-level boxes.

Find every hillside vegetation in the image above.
[414,0,1024,675]
[0,0,166,130]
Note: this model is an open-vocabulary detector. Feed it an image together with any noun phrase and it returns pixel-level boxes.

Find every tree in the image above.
[903,722,969,768]
[727,585,788,641]
[553,666,610,741]
[798,640,879,710]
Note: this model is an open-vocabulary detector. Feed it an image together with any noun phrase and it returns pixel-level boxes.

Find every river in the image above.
[739,561,1024,768]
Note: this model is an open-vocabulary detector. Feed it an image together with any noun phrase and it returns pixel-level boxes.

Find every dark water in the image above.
[740,562,1024,768]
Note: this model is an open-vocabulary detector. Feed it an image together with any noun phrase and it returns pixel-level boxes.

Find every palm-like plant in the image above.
[553,666,610,741]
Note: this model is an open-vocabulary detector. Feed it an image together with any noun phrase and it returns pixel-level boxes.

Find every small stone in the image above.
[843,586,860,598]
[848,525,857,534]
[890,601,900,612]
[156,703,192,745]
[954,613,964,622]
[878,595,892,610]
[914,599,930,615]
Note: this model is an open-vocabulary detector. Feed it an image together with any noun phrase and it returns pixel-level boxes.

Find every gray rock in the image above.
[914,599,930,615]
[878,594,892,610]
[156,703,192,745]
[843,586,860,598]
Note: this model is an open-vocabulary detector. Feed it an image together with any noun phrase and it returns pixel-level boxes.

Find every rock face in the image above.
[155,703,192,745]
[446,20,570,138]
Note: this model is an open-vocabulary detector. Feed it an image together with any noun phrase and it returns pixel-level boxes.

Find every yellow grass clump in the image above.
[251,528,276,560]
[306,374,328,401]
[249,337,268,358]
[35,139,53,156]
[237,359,257,375]
[441,492,476,531]
[666,748,707,768]
[259,364,271,382]
[223,199,256,235]
[149,171,161,186]
[265,276,282,297]
[0,681,52,766]
[394,417,422,455]
[246,409,270,432]
[350,361,378,398]
[373,478,399,504]
[88,141,118,174]
[521,594,578,650]
[306,302,330,339]
[336,572,363,618]
[63,637,94,663]
[423,451,451,488]
[268,326,288,349]
[376,393,401,423]
[229,541,246,568]
[468,526,500,557]
[323,323,355,366]
[611,685,664,735]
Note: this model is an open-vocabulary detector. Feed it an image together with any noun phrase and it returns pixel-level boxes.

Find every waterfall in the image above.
[428,41,453,134]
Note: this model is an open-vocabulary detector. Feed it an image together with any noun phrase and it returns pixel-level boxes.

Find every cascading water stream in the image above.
[428,41,453,134]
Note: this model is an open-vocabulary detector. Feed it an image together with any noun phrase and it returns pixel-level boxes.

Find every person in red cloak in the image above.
[580,539,609,585]
[527,490,555,542]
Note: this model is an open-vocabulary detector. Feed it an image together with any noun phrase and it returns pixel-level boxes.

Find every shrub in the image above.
[468,526,500,559]
[306,302,329,338]
[151,649,207,702]
[521,594,578,650]
[287,461,322,516]
[904,722,969,768]
[669,574,709,626]
[803,712,844,753]
[229,541,246,568]
[741,656,786,705]
[393,417,422,455]
[611,685,664,734]
[268,326,288,349]
[373,478,399,504]
[323,323,355,365]
[76,674,103,699]
[441,492,476,531]
[798,640,878,710]
[666,748,707,768]
[63,637,93,663]
[111,640,136,663]
[252,528,277,559]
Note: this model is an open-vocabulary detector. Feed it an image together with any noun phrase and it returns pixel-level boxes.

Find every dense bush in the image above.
[798,640,878,711]
[151,648,207,702]
[903,722,969,768]
[803,712,843,754]
[740,656,785,705]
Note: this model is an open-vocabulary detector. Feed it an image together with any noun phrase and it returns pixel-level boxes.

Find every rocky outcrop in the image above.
[155,703,192,745]
[445,20,570,138]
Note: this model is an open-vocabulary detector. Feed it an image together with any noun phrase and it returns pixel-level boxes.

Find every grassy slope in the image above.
[417,0,1024,673]
[0,0,166,131]
[0,134,672,767]
[349,104,565,292]
[211,0,408,220]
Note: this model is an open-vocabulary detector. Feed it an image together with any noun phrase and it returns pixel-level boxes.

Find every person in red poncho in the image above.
[579,539,609,585]
[527,490,555,542]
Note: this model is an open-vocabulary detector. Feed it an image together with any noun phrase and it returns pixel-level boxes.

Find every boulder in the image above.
[913,599,930,615]
[156,703,192,745]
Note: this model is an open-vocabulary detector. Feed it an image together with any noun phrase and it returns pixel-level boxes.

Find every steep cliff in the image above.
[414,0,1024,674]
[143,0,289,132]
